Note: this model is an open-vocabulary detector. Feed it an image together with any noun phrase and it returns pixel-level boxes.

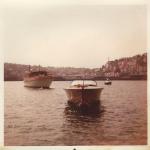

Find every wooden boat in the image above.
[24,66,52,88]
[104,78,112,85]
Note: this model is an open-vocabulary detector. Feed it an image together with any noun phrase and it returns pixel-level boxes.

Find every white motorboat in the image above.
[64,80,103,110]
[24,70,52,88]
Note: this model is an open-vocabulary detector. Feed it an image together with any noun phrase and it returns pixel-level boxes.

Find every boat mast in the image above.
[107,57,109,79]
[83,75,84,88]
[81,74,85,105]
[39,65,40,71]
[28,65,31,72]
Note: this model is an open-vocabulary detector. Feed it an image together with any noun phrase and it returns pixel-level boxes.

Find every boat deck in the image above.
[64,86,103,90]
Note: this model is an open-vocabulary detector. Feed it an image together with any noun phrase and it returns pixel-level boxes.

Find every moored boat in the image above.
[24,67,52,88]
[64,80,103,111]
[104,78,112,85]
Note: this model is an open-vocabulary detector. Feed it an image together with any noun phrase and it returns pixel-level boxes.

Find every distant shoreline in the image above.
[4,53,147,81]
[5,77,147,82]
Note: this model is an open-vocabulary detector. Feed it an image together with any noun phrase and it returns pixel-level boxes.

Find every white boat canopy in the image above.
[71,80,97,86]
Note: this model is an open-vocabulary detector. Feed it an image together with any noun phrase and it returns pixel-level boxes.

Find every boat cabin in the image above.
[25,71,48,77]
[71,80,97,87]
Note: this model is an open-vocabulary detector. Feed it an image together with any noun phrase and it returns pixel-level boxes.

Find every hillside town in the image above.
[4,53,147,81]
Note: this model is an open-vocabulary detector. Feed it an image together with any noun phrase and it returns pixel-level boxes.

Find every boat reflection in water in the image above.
[64,80,103,114]
[64,102,105,115]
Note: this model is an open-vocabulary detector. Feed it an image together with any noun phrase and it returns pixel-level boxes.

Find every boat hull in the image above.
[24,77,52,88]
[64,87,103,106]
[104,82,112,85]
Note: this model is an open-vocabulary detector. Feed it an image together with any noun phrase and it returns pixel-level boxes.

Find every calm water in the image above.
[4,81,147,145]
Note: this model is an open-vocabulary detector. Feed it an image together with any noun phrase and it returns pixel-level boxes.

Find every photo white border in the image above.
[0,0,149,150]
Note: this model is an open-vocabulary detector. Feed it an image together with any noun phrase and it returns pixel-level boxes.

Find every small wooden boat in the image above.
[24,66,53,88]
[104,78,112,85]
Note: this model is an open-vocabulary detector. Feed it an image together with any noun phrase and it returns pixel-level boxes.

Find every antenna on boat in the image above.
[81,75,84,106]
[28,65,31,72]
[83,75,84,88]
[39,65,40,71]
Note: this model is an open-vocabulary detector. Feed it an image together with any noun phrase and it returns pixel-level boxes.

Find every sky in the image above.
[3,3,147,68]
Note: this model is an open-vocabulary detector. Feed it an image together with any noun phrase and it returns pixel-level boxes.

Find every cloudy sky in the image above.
[3,2,147,68]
